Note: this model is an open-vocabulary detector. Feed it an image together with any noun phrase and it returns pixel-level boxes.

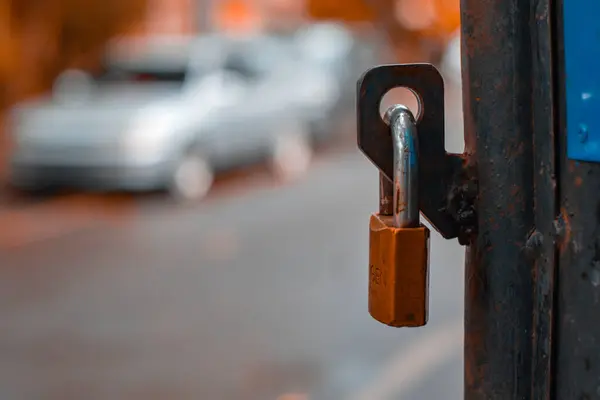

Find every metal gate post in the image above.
[460,0,556,398]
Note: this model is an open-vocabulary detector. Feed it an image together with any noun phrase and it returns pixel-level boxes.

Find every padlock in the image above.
[368,105,431,328]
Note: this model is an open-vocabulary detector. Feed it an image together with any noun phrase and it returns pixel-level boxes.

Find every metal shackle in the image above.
[379,104,419,228]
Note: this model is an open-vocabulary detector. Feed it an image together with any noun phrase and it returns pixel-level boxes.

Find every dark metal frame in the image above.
[553,0,600,397]
[529,0,558,397]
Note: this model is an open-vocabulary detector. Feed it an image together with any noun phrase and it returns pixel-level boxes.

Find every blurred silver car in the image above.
[9,32,341,200]
[293,23,391,136]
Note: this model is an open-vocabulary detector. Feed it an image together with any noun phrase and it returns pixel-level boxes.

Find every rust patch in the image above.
[505,141,525,159]
[557,207,572,256]
[575,176,583,187]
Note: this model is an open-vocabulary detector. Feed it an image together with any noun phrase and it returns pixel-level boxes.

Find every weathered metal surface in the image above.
[562,0,600,162]
[554,0,600,396]
[529,0,557,397]
[461,0,539,396]
[357,63,473,241]
[555,115,600,397]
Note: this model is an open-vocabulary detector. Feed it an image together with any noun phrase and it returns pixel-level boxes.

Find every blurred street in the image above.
[0,85,465,399]
[0,0,465,397]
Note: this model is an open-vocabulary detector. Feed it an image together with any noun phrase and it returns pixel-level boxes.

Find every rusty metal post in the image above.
[460,0,556,397]
[462,0,600,396]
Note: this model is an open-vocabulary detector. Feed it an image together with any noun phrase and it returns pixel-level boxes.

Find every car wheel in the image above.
[169,152,214,202]
[269,125,313,183]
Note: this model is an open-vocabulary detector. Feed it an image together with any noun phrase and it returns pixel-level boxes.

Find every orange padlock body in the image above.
[369,213,430,327]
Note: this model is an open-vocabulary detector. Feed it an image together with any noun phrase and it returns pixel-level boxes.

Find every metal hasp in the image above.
[357,64,475,243]
[563,0,600,162]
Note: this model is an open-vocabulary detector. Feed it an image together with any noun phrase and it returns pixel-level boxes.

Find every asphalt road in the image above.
[0,86,465,400]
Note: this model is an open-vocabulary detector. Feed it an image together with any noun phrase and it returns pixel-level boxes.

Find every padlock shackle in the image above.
[384,105,419,228]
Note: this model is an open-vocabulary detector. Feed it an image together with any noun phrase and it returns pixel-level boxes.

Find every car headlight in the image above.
[123,114,174,163]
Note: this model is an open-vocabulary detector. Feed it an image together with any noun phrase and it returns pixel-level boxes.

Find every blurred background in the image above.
[0,0,464,398]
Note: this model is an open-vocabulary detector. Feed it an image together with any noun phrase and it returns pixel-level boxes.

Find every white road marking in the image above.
[350,321,463,400]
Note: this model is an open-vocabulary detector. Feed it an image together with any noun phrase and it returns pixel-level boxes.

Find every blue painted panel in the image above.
[564,0,600,162]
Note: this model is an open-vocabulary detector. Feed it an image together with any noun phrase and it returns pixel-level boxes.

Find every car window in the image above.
[96,68,188,85]
[100,41,192,85]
